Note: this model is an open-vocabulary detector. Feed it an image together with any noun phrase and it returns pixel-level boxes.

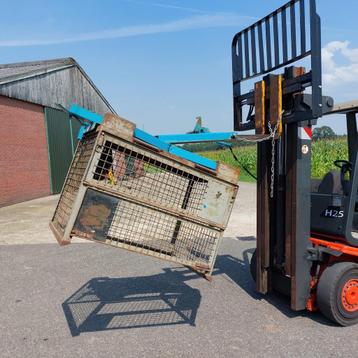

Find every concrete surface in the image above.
[0,195,59,245]
[0,194,82,245]
[225,182,256,239]
[1,183,357,358]
[0,182,256,245]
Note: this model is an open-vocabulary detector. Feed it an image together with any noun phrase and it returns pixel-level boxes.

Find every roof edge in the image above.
[0,57,75,69]
[0,57,117,115]
[72,61,117,115]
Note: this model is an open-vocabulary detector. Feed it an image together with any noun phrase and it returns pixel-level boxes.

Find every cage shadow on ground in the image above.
[62,245,258,336]
[63,268,201,336]
[63,240,332,335]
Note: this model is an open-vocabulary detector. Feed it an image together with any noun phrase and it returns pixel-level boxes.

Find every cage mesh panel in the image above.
[52,136,95,232]
[50,129,235,273]
[106,199,219,266]
[91,140,209,214]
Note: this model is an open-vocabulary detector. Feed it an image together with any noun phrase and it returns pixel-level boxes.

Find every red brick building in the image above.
[0,58,115,207]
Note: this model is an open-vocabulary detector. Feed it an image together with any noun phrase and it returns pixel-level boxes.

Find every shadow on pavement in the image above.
[63,242,332,335]
[212,249,260,299]
[214,247,332,326]
[63,267,201,336]
[235,236,256,241]
[63,246,258,336]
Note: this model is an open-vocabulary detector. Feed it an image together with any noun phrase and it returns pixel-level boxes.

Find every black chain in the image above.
[229,146,257,181]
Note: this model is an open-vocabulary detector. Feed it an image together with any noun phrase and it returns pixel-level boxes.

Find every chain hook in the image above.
[267,112,283,199]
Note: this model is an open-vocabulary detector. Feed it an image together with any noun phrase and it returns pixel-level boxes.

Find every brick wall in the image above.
[0,96,50,207]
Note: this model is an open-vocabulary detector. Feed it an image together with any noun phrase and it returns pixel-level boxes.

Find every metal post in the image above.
[256,141,271,293]
[346,112,357,164]
[285,124,312,310]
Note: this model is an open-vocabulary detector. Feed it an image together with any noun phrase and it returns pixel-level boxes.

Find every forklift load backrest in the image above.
[232,0,322,131]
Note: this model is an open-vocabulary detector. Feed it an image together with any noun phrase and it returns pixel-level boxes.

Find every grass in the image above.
[199,137,348,182]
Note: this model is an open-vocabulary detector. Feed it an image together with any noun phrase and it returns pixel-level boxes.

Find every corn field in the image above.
[200,137,348,182]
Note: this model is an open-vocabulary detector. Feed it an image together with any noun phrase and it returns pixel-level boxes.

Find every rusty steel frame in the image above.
[50,114,239,276]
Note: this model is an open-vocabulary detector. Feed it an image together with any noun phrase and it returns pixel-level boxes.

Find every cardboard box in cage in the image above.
[50,113,239,276]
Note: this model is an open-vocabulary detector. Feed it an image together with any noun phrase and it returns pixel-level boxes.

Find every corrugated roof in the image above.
[0,58,74,84]
[0,57,116,115]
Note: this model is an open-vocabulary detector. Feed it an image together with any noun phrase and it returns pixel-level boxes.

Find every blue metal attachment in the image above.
[68,104,104,139]
[157,117,235,148]
[168,145,217,170]
[157,132,237,144]
[68,105,217,170]
[134,128,171,152]
[134,128,217,170]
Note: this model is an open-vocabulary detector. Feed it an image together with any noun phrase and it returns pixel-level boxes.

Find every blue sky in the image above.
[1,0,358,134]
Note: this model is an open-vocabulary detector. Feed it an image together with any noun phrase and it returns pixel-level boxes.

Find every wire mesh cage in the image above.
[50,114,239,276]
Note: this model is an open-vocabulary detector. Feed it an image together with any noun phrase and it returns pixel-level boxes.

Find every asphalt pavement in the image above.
[0,183,357,358]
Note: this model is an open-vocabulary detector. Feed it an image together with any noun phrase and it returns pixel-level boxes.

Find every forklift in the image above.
[231,0,358,326]
[158,0,358,325]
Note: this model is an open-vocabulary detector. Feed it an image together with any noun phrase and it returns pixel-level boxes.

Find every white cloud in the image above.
[0,13,249,47]
[127,1,208,14]
[322,40,358,85]
[123,0,258,17]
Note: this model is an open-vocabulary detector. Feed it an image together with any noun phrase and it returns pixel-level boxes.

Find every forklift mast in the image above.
[231,0,334,310]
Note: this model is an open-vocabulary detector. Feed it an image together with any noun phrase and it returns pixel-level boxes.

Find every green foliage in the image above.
[182,140,254,152]
[200,146,257,182]
[311,136,348,178]
[312,126,336,140]
[199,137,348,182]
[182,142,223,152]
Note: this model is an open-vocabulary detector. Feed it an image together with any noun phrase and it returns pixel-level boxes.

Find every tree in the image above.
[312,126,336,140]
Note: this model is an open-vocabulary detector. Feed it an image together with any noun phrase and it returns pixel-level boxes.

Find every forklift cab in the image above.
[311,102,358,247]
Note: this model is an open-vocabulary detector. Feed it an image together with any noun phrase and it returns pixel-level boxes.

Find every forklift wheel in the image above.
[250,250,257,282]
[317,262,358,326]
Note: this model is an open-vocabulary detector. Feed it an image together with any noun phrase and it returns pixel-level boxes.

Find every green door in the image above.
[70,117,82,153]
[45,107,80,194]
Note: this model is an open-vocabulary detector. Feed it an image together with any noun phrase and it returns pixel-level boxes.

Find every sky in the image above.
[1,0,358,134]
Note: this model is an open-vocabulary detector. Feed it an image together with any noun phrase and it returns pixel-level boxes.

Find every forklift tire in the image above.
[317,262,358,326]
[250,249,257,283]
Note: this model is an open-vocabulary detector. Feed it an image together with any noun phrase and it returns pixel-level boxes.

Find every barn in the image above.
[0,58,115,207]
